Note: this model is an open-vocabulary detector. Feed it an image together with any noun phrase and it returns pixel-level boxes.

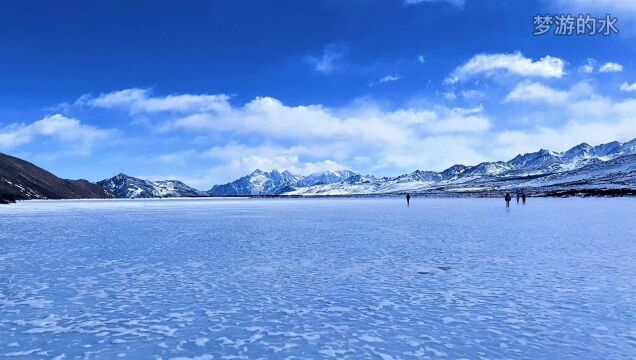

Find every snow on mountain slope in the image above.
[97,174,204,198]
[281,139,636,196]
[300,170,358,186]
[207,169,304,196]
[207,169,359,195]
[520,153,636,189]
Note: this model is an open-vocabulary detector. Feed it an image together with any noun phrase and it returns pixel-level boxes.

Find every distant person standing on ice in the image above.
[516,193,520,204]
[505,192,512,208]
[406,193,411,206]
[522,192,527,204]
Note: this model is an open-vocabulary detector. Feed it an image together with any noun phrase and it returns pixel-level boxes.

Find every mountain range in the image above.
[2,138,636,203]
[203,139,636,197]
[207,169,357,196]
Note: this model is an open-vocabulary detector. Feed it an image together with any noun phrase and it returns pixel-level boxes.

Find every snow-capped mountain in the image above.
[207,169,302,196]
[299,170,358,186]
[4,138,633,202]
[207,169,359,195]
[98,174,204,198]
[93,138,636,198]
[283,139,636,196]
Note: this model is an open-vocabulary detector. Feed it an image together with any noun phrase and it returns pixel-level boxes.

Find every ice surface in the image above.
[1,198,635,359]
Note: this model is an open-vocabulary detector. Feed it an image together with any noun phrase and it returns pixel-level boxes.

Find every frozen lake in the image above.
[1,197,635,359]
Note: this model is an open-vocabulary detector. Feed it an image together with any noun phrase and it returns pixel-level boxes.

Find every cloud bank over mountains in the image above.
[1,50,634,188]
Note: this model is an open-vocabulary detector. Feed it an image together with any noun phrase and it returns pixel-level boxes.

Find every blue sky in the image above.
[1,0,635,188]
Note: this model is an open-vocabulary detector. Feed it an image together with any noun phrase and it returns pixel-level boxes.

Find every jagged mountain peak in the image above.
[573,142,592,149]
[440,164,468,179]
[393,170,441,182]
[301,169,358,186]
[98,174,203,198]
[209,168,359,195]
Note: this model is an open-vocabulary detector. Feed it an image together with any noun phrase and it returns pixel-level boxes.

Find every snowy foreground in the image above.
[1,198,635,359]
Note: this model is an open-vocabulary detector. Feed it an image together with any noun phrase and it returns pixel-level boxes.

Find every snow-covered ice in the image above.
[1,198,635,359]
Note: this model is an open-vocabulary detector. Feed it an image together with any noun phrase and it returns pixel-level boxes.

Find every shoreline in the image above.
[3,188,636,204]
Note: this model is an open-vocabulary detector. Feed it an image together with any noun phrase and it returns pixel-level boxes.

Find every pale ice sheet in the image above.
[1,198,635,359]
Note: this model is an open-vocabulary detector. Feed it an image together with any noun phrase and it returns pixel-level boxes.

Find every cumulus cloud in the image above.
[165,96,490,145]
[620,82,636,92]
[446,52,565,83]
[599,62,623,73]
[0,114,113,153]
[493,85,636,159]
[60,82,636,186]
[80,88,494,180]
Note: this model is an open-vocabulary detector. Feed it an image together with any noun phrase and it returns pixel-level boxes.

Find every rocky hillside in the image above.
[0,152,112,204]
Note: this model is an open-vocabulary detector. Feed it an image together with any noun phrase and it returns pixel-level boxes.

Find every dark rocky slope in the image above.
[0,152,111,204]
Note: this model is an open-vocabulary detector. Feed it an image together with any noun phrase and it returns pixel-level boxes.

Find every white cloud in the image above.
[417,55,426,64]
[579,58,596,74]
[0,114,113,153]
[368,74,402,87]
[305,44,344,74]
[60,84,636,186]
[446,52,565,83]
[81,88,488,180]
[70,87,491,181]
[578,59,623,74]
[620,82,636,92]
[379,74,402,83]
[80,88,231,114]
[504,81,595,105]
[505,82,569,104]
[493,89,636,159]
[171,98,491,178]
[599,62,623,73]
[167,96,490,145]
